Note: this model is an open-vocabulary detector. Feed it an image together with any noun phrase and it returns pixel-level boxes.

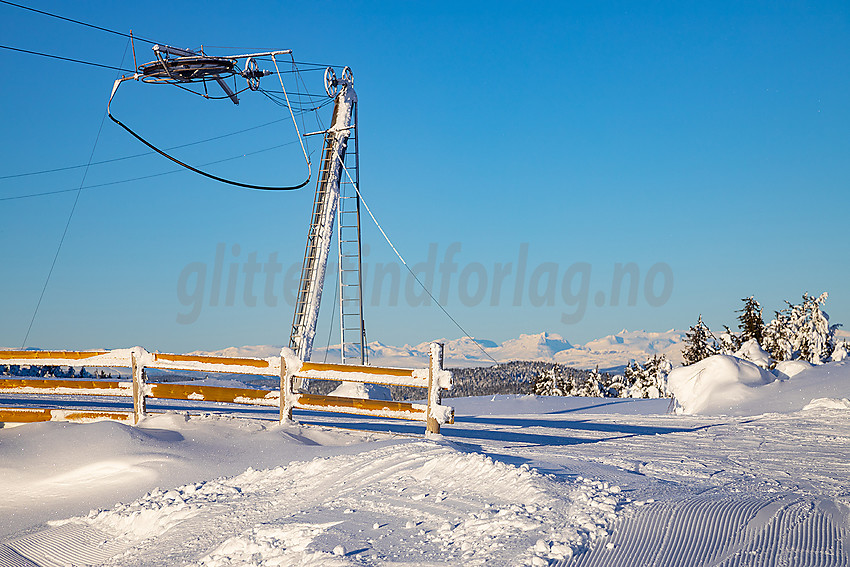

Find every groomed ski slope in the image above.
[1,394,849,566]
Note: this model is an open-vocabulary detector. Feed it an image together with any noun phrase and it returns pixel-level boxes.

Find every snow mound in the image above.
[773,359,813,380]
[195,522,349,567]
[327,381,391,400]
[668,357,850,416]
[734,339,772,369]
[667,355,776,414]
[803,398,850,411]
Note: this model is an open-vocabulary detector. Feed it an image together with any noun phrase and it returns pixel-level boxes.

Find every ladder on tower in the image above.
[337,111,367,364]
[290,133,337,356]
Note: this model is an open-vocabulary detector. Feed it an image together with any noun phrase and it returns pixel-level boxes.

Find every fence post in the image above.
[426,342,444,435]
[131,349,147,425]
[280,355,293,422]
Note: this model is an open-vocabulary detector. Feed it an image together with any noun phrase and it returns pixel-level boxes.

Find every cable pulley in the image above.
[324,66,353,98]
[241,57,270,91]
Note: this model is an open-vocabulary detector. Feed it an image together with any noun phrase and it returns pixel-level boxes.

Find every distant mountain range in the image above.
[195,329,687,372]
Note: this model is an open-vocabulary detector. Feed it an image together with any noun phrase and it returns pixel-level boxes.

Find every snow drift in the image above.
[668,355,850,415]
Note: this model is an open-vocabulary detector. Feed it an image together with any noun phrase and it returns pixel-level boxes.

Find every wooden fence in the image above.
[0,343,453,433]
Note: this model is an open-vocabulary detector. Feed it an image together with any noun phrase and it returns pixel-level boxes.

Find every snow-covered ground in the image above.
[2,357,849,566]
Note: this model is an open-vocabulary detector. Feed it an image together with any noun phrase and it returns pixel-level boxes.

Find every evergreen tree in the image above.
[831,341,849,362]
[576,372,606,397]
[561,373,578,396]
[737,296,764,344]
[793,292,839,364]
[761,292,840,364]
[582,366,612,397]
[682,315,717,365]
[620,355,672,398]
[719,325,743,355]
[617,360,643,398]
[763,306,793,362]
[640,354,672,398]
[533,367,558,396]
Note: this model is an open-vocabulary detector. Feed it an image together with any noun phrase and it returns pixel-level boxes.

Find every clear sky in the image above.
[1,1,848,353]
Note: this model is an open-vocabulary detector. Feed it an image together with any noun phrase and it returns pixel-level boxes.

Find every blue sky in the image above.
[1,1,848,353]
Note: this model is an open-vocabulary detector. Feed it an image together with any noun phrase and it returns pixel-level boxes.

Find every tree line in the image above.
[682,292,847,367]
[0,365,115,379]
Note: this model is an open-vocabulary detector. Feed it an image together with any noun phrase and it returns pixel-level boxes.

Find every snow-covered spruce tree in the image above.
[682,315,717,365]
[737,296,764,344]
[603,372,626,398]
[561,373,579,396]
[533,367,580,396]
[636,354,672,398]
[533,367,558,396]
[619,361,639,397]
[762,292,840,364]
[719,325,743,355]
[831,341,850,362]
[793,292,840,364]
[576,371,606,397]
[578,366,611,397]
[620,355,672,398]
[762,306,793,362]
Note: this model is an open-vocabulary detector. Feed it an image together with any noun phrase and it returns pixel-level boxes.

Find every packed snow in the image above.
[2,353,849,565]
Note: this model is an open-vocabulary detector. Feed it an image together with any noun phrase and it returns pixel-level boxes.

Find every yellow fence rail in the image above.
[0,343,453,433]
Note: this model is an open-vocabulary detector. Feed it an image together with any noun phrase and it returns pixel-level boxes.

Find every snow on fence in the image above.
[0,343,453,433]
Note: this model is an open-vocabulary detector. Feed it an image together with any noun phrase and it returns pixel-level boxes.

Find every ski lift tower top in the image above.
[107,44,365,365]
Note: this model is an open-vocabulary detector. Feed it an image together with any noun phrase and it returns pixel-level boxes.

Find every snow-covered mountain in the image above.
[194,329,684,371]
[555,329,685,370]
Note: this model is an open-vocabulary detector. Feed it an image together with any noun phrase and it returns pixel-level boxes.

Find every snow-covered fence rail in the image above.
[0,343,453,433]
[282,342,453,433]
[0,347,281,425]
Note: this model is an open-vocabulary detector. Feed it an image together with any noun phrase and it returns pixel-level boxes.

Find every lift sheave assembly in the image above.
[107,44,311,190]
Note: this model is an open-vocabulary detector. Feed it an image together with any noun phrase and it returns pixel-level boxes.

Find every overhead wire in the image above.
[21,38,132,349]
[0,44,134,72]
[107,105,310,191]
[0,0,158,44]
[0,3,336,87]
[290,55,314,161]
[0,116,302,180]
[335,153,500,365]
[270,53,311,187]
[0,43,332,190]
[0,140,300,202]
